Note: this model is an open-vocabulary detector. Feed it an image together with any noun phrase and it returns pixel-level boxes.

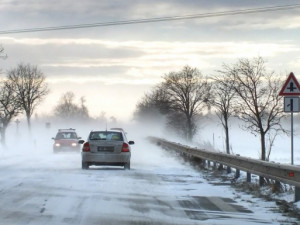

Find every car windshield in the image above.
[89,131,123,141]
[56,132,77,139]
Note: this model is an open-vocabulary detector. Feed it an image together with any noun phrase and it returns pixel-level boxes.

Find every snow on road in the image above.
[0,134,297,225]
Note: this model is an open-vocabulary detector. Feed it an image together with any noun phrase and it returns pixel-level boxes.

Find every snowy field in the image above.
[0,119,299,224]
[197,120,299,165]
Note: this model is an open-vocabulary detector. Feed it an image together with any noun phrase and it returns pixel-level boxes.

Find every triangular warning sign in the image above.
[279,72,300,96]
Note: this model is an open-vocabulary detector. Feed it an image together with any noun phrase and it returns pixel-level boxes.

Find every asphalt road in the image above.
[0,139,295,225]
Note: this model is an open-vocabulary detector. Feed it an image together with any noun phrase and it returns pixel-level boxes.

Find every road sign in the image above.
[279,72,300,96]
[284,97,300,112]
[280,73,300,166]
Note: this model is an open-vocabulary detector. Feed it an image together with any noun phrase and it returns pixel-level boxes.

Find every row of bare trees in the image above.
[213,58,285,161]
[0,46,49,144]
[52,91,119,126]
[134,66,212,140]
[134,57,285,174]
[0,45,115,143]
[54,91,89,121]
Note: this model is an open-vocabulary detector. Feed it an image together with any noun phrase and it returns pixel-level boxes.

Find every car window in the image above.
[89,131,123,141]
[56,132,77,139]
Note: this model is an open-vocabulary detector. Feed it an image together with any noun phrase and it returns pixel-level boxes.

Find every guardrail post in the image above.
[273,181,281,193]
[213,162,217,170]
[218,164,223,170]
[295,187,300,202]
[247,172,251,183]
[227,166,231,173]
[202,159,207,168]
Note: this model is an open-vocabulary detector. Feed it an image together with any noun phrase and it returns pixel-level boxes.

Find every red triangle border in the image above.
[279,72,300,96]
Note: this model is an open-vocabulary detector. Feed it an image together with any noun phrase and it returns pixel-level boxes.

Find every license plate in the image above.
[97,146,114,152]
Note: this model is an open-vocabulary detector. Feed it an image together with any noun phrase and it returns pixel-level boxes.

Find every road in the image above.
[0,137,295,225]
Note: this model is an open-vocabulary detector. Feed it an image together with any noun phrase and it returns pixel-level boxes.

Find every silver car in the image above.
[79,130,134,170]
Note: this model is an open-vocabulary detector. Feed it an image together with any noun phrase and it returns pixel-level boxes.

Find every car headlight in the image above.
[71,143,78,147]
[55,143,61,147]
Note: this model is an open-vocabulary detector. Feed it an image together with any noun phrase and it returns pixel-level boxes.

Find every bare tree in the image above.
[97,111,107,123]
[224,57,285,184]
[266,129,280,161]
[7,63,49,130]
[79,96,89,120]
[0,80,22,145]
[0,45,7,76]
[0,45,6,60]
[210,73,236,155]
[134,85,170,122]
[54,92,76,118]
[54,91,89,120]
[162,66,212,140]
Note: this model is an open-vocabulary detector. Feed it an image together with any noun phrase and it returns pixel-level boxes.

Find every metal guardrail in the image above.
[148,137,300,188]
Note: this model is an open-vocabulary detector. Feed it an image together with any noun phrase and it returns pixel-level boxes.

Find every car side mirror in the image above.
[78,140,85,144]
[128,141,135,145]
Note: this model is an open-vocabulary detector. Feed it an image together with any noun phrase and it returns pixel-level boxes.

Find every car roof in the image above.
[91,130,122,133]
[58,128,77,132]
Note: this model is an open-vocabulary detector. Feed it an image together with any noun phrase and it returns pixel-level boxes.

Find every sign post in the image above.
[279,72,300,202]
[279,72,300,165]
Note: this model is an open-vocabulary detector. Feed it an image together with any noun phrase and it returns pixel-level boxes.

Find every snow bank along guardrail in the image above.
[148,137,300,202]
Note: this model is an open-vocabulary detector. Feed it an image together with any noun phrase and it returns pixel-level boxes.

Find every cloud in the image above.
[2,36,299,84]
[219,14,300,30]
[2,0,300,32]
[6,36,295,56]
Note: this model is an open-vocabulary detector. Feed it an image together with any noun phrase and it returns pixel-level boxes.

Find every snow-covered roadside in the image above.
[127,119,300,220]
[135,115,300,199]
[132,132,299,224]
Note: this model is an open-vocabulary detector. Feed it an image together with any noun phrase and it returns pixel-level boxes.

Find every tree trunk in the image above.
[259,130,266,186]
[0,125,7,146]
[225,119,230,154]
[186,116,193,141]
[26,111,31,131]
[260,131,266,161]
[224,118,231,173]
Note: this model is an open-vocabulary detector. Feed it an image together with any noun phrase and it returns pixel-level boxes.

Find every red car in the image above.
[52,129,81,153]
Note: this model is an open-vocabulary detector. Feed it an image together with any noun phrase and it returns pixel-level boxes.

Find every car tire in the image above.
[124,161,130,170]
[82,162,89,170]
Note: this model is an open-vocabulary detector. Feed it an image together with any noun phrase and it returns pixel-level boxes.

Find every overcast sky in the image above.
[1,0,300,121]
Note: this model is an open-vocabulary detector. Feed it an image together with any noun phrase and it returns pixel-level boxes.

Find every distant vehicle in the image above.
[52,128,81,153]
[110,128,124,131]
[110,127,127,134]
[79,130,134,170]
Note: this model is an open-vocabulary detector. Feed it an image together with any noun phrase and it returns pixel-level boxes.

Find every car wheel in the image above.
[124,161,130,170]
[82,162,89,170]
